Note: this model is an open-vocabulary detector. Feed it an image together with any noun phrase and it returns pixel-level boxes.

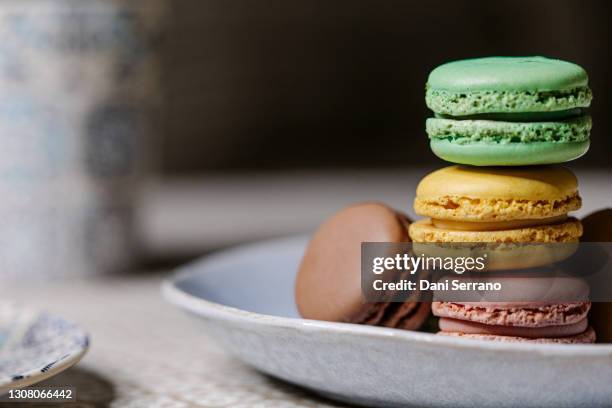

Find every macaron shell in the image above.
[427,116,591,144]
[414,165,580,221]
[425,57,592,116]
[438,317,588,338]
[432,301,591,328]
[414,193,581,222]
[426,115,591,166]
[438,326,596,344]
[427,57,589,92]
[295,203,410,323]
[426,87,592,116]
[430,139,590,166]
[409,218,582,243]
[417,165,578,201]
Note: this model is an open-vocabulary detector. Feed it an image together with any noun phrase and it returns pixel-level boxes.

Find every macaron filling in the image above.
[434,108,584,122]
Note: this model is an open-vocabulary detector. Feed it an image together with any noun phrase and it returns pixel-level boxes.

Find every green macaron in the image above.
[427,115,591,165]
[425,56,593,166]
[426,56,592,116]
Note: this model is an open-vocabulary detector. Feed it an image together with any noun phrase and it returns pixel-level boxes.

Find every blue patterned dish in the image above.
[0,303,89,394]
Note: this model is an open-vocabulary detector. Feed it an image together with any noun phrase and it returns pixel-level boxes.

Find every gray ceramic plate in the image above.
[163,236,612,408]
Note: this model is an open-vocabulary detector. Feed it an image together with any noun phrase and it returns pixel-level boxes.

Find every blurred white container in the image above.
[0,0,165,279]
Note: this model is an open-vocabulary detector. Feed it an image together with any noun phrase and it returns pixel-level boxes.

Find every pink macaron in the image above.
[433,301,595,343]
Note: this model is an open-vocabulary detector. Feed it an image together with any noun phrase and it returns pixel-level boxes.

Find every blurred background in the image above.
[162,0,610,172]
[0,0,610,276]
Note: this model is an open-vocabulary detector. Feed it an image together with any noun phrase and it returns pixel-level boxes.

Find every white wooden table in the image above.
[0,275,343,407]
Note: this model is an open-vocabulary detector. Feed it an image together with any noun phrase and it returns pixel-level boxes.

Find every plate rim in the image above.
[0,303,90,394]
[163,235,612,358]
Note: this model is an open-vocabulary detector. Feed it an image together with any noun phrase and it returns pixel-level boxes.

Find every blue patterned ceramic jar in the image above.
[0,0,165,279]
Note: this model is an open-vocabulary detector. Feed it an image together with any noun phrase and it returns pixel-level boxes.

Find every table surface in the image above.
[0,275,345,408]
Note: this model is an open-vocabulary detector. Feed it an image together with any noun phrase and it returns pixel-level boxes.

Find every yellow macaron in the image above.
[410,165,583,269]
[414,165,581,223]
[409,217,581,270]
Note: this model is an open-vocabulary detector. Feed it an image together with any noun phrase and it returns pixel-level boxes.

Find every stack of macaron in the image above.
[294,56,598,344]
[425,56,591,166]
[412,56,595,343]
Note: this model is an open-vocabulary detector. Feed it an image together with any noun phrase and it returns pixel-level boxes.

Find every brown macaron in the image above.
[295,202,430,330]
[582,208,612,343]
[581,208,612,242]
